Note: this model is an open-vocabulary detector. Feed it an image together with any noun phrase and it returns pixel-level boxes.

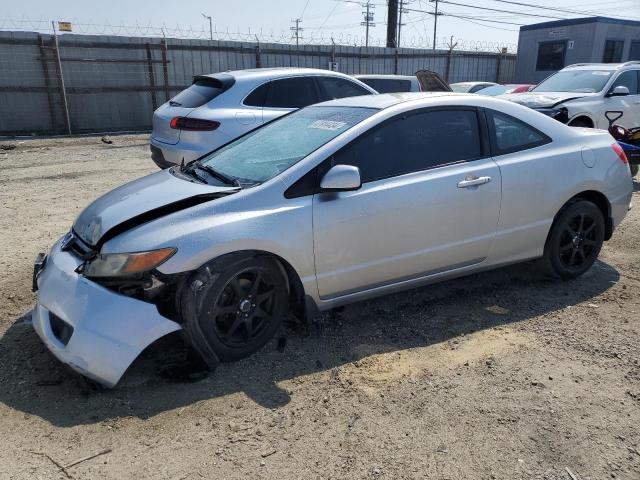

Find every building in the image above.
[515,17,640,83]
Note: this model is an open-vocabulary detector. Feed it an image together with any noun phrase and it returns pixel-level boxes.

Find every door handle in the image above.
[457,175,492,188]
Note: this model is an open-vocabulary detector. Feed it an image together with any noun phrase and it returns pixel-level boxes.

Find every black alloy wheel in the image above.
[212,268,278,348]
[181,256,288,363]
[541,200,604,280]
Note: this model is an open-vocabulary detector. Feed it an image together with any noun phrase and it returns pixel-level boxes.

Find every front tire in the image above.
[541,200,605,280]
[568,119,592,128]
[180,256,288,364]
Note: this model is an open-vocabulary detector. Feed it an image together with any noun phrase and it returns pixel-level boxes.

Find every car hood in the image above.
[73,168,238,247]
[415,69,452,92]
[498,91,594,108]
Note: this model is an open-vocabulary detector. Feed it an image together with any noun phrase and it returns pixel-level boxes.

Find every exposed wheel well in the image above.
[568,116,594,128]
[562,191,613,240]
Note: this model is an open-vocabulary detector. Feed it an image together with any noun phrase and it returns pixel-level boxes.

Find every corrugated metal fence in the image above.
[0,31,517,136]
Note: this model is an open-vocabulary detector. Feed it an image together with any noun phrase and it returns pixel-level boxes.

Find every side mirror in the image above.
[320,164,361,192]
[608,85,630,97]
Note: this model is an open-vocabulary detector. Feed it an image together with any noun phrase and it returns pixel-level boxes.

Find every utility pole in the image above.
[360,2,375,48]
[430,0,439,50]
[397,0,408,48]
[386,0,398,48]
[51,21,71,136]
[201,13,212,40]
[290,18,303,46]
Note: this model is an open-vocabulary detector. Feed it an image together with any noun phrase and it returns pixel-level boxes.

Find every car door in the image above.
[312,108,502,299]
[259,76,321,124]
[601,70,640,129]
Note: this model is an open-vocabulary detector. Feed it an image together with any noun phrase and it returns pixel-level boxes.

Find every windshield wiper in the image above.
[169,100,182,106]
[196,164,241,188]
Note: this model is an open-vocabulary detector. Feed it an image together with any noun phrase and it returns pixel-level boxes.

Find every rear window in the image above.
[359,78,412,93]
[170,79,228,108]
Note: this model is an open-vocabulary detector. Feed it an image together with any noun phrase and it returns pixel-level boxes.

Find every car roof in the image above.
[354,74,417,80]
[202,67,354,81]
[315,91,468,109]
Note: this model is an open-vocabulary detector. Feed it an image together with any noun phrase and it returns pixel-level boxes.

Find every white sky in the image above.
[3,0,640,50]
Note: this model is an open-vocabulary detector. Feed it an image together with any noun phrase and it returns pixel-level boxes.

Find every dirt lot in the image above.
[0,135,639,480]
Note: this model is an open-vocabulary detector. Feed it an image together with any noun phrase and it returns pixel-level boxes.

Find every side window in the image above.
[334,109,482,183]
[603,40,624,63]
[263,77,319,108]
[536,42,566,71]
[244,82,269,107]
[487,110,550,156]
[611,70,639,95]
[317,76,372,100]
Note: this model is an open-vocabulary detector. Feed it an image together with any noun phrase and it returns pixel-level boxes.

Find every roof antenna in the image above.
[180,157,185,172]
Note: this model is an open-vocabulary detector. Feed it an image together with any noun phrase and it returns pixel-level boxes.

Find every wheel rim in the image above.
[558,212,599,268]
[212,268,277,348]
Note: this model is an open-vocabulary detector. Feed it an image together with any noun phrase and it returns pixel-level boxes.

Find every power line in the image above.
[433,0,566,19]
[404,5,525,25]
[488,0,640,19]
[299,0,312,18]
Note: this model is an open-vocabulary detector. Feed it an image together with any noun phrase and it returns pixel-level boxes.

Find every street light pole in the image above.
[202,13,212,40]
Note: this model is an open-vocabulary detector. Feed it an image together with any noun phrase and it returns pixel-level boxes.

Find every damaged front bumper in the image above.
[32,238,182,387]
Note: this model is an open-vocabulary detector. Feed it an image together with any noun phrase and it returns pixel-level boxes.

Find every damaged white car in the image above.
[32,93,633,387]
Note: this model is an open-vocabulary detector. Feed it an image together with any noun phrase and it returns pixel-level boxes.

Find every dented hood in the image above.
[498,91,594,108]
[73,168,237,247]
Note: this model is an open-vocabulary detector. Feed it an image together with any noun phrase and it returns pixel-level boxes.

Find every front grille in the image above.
[49,313,74,346]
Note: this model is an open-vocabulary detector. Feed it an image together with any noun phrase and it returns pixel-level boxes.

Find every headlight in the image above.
[539,107,568,123]
[83,248,176,278]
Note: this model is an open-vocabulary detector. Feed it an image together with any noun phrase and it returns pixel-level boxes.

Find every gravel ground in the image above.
[0,135,639,480]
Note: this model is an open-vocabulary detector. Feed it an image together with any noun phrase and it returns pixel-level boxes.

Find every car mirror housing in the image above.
[608,85,630,97]
[320,164,362,192]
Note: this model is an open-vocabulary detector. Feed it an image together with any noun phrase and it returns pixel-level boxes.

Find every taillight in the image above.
[612,143,629,165]
[169,117,220,131]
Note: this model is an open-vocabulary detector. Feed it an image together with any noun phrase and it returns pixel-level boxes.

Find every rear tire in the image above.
[631,164,639,177]
[180,255,288,364]
[540,200,605,280]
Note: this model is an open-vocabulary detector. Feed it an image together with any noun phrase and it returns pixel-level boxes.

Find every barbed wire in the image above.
[0,18,518,53]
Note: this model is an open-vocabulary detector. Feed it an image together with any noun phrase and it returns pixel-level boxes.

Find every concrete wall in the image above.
[0,31,516,136]
[515,18,640,83]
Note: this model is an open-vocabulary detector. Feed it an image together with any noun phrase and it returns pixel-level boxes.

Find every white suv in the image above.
[150,68,377,168]
[500,62,640,129]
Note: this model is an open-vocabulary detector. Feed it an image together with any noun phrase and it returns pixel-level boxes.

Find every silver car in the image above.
[150,68,376,168]
[33,93,633,387]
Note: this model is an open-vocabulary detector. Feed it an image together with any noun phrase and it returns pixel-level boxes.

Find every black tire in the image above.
[180,255,288,364]
[631,164,639,177]
[541,200,605,280]
[568,119,591,128]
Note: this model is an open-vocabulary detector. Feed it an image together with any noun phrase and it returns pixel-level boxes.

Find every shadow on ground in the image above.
[0,260,619,427]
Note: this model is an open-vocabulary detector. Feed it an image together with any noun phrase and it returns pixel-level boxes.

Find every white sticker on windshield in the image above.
[309,120,347,131]
[592,71,610,75]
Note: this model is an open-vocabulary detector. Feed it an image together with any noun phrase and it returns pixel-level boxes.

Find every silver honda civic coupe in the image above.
[32,93,633,387]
